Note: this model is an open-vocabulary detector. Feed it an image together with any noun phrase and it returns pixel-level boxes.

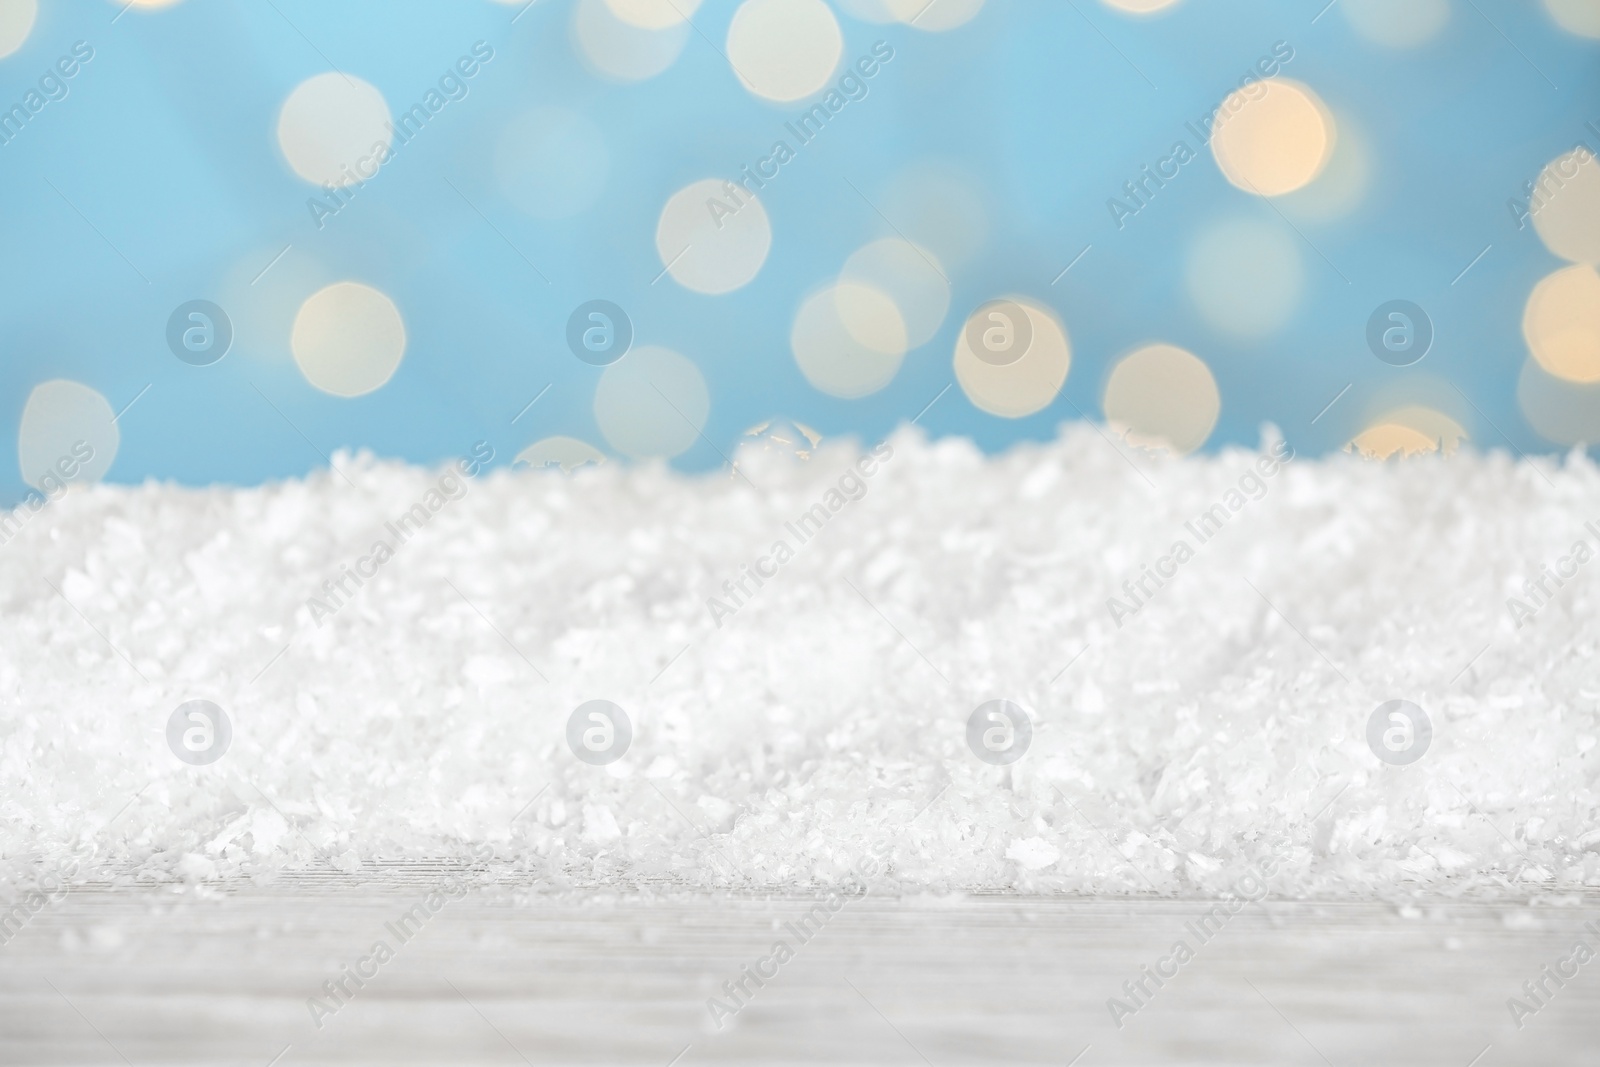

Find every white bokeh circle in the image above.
[953,298,1072,418]
[1186,219,1304,338]
[1103,344,1221,455]
[1342,0,1450,48]
[1518,356,1600,445]
[1544,0,1600,38]
[594,346,711,458]
[1531,149,1600,265]
[791,282,909,398]
[881,0,984,30]
[291,282,407,397]
[1100,0,1182,13]
[656,178,773,294]
[0,0,37,58]
[726,0,843,102]
[605,0,703,28]
[573,0,689,82]
[18,380,119,491]
[276,73,393,188]
[839,237,950,349]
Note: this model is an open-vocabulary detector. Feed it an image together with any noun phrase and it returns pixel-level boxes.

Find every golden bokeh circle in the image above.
[1103,344,1221,455]
[1210,79,1335,197]
[1523,264,1600,384]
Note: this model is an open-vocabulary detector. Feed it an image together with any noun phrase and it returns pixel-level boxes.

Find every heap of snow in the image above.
[2,426,1597,899]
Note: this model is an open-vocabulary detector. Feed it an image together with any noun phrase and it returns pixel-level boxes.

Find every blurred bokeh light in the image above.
[3,0,1599,502]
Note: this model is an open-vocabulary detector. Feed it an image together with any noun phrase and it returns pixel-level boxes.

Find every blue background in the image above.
[1,0,1597,504]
